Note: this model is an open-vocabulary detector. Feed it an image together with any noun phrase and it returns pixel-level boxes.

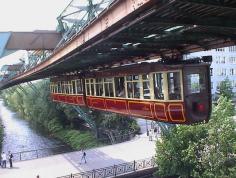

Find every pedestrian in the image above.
[8,151,13,168]
[1,152,7,168]
[148,129,152,141]
[80,151,87,164]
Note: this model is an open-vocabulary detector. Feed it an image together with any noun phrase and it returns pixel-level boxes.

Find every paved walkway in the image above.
[0,133,156,178]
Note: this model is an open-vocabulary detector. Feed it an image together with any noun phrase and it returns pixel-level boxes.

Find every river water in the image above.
[0,100,72,160]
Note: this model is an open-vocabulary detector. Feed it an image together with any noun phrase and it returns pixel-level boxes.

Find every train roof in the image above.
[51,56,211,81]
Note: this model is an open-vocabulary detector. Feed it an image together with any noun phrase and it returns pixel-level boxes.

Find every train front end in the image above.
[183,63,212,124]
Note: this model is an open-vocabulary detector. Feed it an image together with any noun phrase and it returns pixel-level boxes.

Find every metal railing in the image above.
[57,157,156,178]
[12,145,72,161]
[11,131,135,162]
[97,130,136,145]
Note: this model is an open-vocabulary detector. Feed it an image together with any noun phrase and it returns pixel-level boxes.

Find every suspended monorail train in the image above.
[50,57,212,124]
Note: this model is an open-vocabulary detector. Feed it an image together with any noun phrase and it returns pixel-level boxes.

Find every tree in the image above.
[216,77,234,100]
[155,96,236,178]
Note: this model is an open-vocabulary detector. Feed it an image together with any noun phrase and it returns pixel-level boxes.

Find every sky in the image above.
[0,0,71,31]
[0,0,71,68]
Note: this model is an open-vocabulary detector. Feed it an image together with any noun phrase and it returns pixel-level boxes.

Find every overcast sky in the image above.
[0,0,71,31]
[0,0,71,67]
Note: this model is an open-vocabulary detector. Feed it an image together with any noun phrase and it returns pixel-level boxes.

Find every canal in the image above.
[0,100,72,160]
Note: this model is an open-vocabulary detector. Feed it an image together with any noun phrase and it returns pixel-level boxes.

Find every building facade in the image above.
[186,46,236,99]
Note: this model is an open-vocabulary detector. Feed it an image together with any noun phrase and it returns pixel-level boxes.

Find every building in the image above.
[186,46,236,99]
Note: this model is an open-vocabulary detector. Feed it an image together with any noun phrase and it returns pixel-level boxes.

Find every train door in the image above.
[183,64,211,123]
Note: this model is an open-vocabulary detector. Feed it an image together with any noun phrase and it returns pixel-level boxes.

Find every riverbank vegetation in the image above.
[155,95,236,177]
[1,80,139,150]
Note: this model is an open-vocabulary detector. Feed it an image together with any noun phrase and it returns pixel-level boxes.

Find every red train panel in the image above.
[154,103,168,122]
[51,94,85,106]
[87,97,106,110]
[105,99,128,114]
[128,101,154,119]
[168,104,186,123]
[52,94,186,124]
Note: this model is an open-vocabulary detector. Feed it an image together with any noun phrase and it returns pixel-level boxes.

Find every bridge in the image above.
[0,0,236,89]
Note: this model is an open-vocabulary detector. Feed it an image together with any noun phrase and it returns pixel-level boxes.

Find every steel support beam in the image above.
[72,106,97,137]
[177,0,236,9]
[10,0,155,81]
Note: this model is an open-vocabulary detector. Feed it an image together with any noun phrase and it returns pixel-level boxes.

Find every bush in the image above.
[55,130,97,150]
[155,96,236,178]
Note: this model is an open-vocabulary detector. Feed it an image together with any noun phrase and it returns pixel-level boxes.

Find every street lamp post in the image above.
[146,120,149,136]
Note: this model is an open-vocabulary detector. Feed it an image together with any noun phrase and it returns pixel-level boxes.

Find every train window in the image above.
[71,80,76,94]
[85,79,92,96]
[65,81,70,94]
[153,73,164,100]
[58,82,62,93]
[187,73,206,94]
[85,79,90,95]
[61,81,65,94]
[76,79,83,94]
[95,78,104,96]
[115,77,125,98]
[142,74,150,99]
[69,81,73,94]
[55,83,58,93]
[50,83,53,93]
[104,78,114,97]
[167,72,181,100]
[90,79,95,96]
[126,75,140,99]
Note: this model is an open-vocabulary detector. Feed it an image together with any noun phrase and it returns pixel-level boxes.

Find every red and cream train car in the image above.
[50,59,211,124]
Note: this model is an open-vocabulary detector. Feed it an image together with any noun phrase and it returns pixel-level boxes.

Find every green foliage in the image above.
[1,81,98,150]
[55,130,97,150]
[155,96,236,178]
[98,112,139,133]
[2,80,139,150]
[216,77,234,100]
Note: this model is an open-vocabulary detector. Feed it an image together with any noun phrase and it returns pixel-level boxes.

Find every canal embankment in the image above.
[0,99,72,160]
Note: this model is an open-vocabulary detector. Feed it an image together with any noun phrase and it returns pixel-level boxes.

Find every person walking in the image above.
[8,151,13,168]
[148,129,152,141]
[1,152,7,168]
[80,151,87,164]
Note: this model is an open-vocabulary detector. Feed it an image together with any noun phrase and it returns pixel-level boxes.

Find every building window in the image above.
[217,68,227,76]
[229,57,236,64]
[220,57,226,63]
[215,48,225,52]
[229,46,236,52]
[210,68,213,76]
[215,56,220,64]
[229,68,236,75]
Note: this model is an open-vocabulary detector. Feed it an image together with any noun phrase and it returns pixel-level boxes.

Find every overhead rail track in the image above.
[1,0,236,89]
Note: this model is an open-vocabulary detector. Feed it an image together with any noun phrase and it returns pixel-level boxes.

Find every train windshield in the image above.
[186,72,206,95]
[184,65,211,123]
